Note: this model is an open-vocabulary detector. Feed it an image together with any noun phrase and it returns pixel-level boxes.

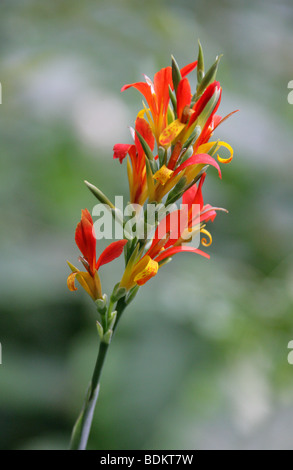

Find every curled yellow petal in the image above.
[66,263,102,301]
[200,228,212,247]
[159,119,186,147]
[153,165,174,186]
[67,271,78,292]
[133,256,159,286]
[217,141,233,164]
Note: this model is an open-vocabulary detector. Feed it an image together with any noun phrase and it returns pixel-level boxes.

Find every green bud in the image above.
[183,125,201,149]
[96,294,108,315]
[158,146,167,167]
[171,55,182,93]
[196,54,222,98]
[102,329,113,345]
[111,283,127,302]
[84,181,115,209]
[108,311,117,330]
[168,85,177,114]
[176,146,193,167]
[166,176,187,205]
[167,104,175,125]
[197,40,205,84]
[96,321,104,340]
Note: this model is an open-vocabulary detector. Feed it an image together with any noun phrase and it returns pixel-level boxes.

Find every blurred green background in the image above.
[1,0,293,450]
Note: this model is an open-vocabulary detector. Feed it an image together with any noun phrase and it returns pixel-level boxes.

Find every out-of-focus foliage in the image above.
[0,0,293,450]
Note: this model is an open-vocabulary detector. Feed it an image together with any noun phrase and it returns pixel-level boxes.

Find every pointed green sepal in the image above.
[171,55,182,93]
[183,125,201,149]
[168,85,177,118]
[108,311,117,330]
[96,321,104,340]
[158,146,167,167]
[111,283,127,302]
[196,54,222,97]
[166,176,187,205]
[197,40,205,84]
[102,329,113,345]
[95,294,108,315]
[176,146,193,167]
[84,181,115,209]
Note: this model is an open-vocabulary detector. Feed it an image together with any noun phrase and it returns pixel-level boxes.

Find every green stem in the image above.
[69,297,128,450]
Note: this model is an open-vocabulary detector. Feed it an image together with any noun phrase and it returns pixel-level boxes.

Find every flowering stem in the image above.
[69,297,128,450]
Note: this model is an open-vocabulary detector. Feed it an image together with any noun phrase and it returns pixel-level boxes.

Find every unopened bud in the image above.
[196,54,222,97]
[84,181,115,209]
[171,55,182,93]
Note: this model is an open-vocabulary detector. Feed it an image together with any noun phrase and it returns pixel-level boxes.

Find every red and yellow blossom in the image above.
[159,80,222,149]
[120,174,225,290]
[113,116,155,205]
[121,61,197,143]
[67,209,127,300]
[116,54,235,206]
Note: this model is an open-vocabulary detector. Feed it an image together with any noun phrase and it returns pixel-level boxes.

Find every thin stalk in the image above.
[69,297,127,450]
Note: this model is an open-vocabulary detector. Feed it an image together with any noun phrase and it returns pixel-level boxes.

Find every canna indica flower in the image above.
[121,61,197,143]
[120,174,224,290]
[67,209,127,300]
[118,58,234,205]
[113,116,155,205]
[159,80,221,149]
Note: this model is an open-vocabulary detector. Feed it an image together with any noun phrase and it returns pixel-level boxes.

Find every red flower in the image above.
[121,61,197,142]
[120,174,225,289]
[159,80,222,148]
[67,209,127,300]
[113,117,155,205]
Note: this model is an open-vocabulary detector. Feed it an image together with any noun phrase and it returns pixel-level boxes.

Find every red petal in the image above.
[121,82,155,114]
[174,153,222,178]
[194,87,223,148]
[180,61,198,79]
[113,144,132,163]
[154,67,173,114]
[188,81,221,128]
[212,110,239,133]
[176,78,192,121]
[183,173,206,210]
[149,210,183,256]
[96,239,128,270]
[135,117,155,160]
[213,114,222,128]
[75,209,96,274]
[155,245,210,263]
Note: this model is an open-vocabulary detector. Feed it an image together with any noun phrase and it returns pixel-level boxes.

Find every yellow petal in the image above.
[66,264,102,301]
[197,142,217,154]
[200,228,213,247]
[217,141,233,163]
[159,119,186,147]
[67,271,78,292]
[153,165,174,186]
[133,256,159,286]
